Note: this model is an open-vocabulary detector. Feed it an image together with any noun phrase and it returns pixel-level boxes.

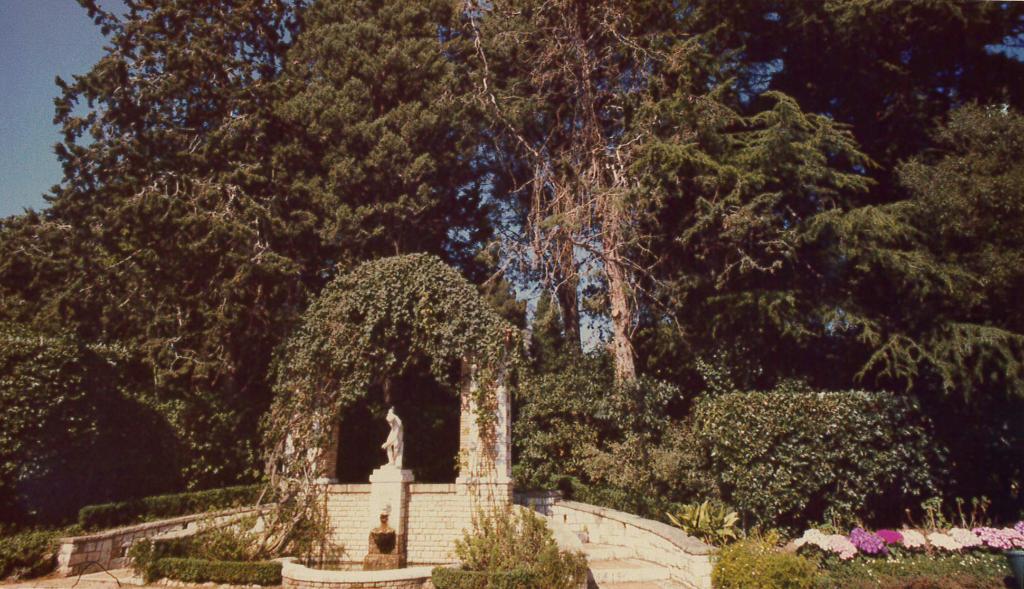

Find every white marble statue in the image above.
[381,407,404,468]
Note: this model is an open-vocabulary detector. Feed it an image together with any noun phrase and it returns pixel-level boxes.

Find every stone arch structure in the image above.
[269,254,517,566]
[319,360,511,489]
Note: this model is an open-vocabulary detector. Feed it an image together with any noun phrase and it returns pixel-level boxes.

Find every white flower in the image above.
[949,527,982,548]
[900,529,926,549]
[794,529,826,549]
[928,531,962,551]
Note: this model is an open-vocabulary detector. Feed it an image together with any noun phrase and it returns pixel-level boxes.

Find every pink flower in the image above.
[876,529,903,545]
[973,527,1024,550]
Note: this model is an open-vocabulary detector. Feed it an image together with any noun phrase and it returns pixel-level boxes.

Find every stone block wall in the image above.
[326,485,373,562]
[325,482,512,566]
[405,485,466,564]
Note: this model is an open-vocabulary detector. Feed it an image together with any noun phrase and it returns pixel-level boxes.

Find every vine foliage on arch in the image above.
[257,254,519,556]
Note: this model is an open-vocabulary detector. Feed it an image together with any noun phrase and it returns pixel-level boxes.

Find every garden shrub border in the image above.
[78,484,263,531]
[431,567,538,589]
[0,529,59,580]
[144,557,281,585]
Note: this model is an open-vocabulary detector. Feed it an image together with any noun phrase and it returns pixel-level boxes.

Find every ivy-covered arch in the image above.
[264,253,519,486]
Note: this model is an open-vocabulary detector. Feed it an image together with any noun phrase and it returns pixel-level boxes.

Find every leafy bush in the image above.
[78,484,264,530]
[0,529,58,580]
[144,557,280,585]
[514,359,712,518]
[431,567,538,589]
[0,323,180,527]
[695,385,940,530]
[712,533,817,589]
[667,500,739,546]
[816,551,1009,589]
[451,505,587,589]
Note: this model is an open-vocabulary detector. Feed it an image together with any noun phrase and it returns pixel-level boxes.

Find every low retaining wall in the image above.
[280,559,434,589]
[517,492,714,589]
[55,506,268,576]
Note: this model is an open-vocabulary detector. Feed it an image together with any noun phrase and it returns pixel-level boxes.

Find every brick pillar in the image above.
[456,360,512,497]
[318,421,340,483]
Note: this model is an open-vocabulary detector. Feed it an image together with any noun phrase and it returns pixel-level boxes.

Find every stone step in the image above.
[587,558,672,585]
[581,543,637,561]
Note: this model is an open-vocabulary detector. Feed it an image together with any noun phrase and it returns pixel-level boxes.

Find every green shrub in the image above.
[0,323,180,527]
[667,500,740,546]
[695,385,940,530]
[144,557,281,585]
[514,361,712,518]
[78,484,264,530]
[431,567,538,589]
[712,533,817,589]
[452,505,587,589]
[816,551,1009,589]
[0,530,58,580]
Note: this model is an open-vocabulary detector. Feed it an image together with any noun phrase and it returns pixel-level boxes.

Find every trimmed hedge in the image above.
[431,567,538,589]
[0,530,58,580]
[694,386,940,530]
[144,557,281,585]
[78,484,263,531]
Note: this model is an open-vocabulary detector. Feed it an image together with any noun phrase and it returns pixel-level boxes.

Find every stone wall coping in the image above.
[56,505,269,544]
[280,558,435,583]
[326,484,371,494]
[555,500,715,556]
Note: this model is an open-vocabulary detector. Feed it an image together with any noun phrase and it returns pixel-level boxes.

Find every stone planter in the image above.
[1007,549,1024,589]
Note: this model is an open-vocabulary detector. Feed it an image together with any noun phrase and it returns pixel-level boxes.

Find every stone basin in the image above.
[280,558,437,589]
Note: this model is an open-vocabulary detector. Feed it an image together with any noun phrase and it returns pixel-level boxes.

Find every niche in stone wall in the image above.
[334,357,460,483]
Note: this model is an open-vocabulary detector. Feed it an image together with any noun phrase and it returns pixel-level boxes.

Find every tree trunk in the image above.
[604,224,636,383]
[554,266,582,352]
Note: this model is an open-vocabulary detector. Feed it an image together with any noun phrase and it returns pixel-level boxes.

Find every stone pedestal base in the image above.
[367,466,413,565]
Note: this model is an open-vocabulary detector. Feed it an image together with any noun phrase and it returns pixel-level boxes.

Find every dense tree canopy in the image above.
[0,0,1022,528]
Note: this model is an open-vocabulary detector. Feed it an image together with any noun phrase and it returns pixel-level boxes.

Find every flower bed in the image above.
[794,522,1024,561]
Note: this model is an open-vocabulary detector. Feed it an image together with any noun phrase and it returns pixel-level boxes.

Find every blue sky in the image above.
[0,1,124,218]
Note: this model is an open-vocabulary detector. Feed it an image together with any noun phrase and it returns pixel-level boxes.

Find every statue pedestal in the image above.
[368,466,413,561]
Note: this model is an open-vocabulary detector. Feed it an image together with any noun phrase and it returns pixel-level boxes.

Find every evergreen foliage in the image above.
[695,386,941,530]
[0,0,310,491]
[0,0,1023,531]
[273,0,490,272]
[0,323,178,524]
